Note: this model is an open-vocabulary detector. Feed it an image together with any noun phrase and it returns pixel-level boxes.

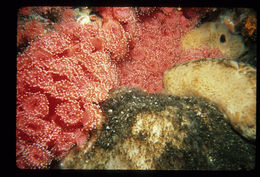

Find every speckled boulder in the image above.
[58,88,255,170]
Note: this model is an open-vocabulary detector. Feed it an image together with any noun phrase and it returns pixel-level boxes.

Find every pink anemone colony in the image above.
[16,7,224,169]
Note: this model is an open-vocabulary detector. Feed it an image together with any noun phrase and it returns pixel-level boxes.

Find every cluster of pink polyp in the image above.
[16,7,131,168]
[17,7,224,169]
[96,7,223,93]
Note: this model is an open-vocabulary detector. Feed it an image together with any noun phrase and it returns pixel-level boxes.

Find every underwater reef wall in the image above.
[16,7,256,169]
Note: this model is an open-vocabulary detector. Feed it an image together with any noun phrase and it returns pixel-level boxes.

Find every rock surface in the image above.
[163,58,256,140]
[58,88,255,170]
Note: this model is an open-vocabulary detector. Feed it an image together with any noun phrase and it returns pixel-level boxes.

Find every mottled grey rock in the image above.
[58,88,255,170]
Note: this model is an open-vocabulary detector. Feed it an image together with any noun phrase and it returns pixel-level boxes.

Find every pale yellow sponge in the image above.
[163,58,256,140]
[181,22,247,59]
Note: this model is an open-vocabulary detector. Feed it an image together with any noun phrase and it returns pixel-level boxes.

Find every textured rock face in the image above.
[58,88,255,170]
[163,58,256,141]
